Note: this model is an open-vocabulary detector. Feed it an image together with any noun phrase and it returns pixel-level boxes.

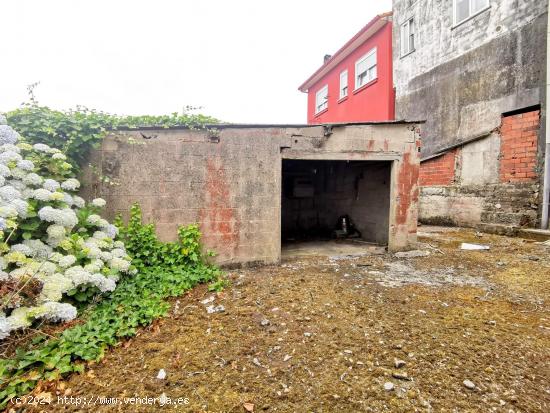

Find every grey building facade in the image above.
[393,0,549,230]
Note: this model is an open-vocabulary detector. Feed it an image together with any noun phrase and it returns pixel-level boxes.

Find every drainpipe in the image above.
[542,6,550,229]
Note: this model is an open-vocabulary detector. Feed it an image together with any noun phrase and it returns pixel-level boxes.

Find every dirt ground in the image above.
[20,227,550,412]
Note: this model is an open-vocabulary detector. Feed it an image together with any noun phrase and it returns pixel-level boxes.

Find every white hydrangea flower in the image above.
[38,302,77,322]
[0,164,10,177]
[0,114,6,125]
[0,125,20,145]
[46,224,66,240]
[86,214,101,225]
[52,153,67,160]
[84,262,102,273]
[33,143,51,152]
[61,178,80,191]
[38,206,78,228]
[111,248,126,258]
[97,218,109,228]
[0,270,9,281]
[0,313,10,340]
[85,245,102,259]
[9,180,26,192]
[9,167,27,179]
[49,252,64,262]
[105,224,119,239]
[0,257,5,270]
[58,255,77,268]
[33,188,52,201]
[63,193,73,206]
[49,192,64,201]
[43,179,60,192]
[10,199,29,218]
[17,159,34,171]
[0,205,17,218]
[0,185,21,201]
[114,240,125,249]
[39,261,57,275]
[40,273,73,302]
[0,217,6,230]
[91,198,106,208]
[10,243,34,257]
[0,143,20,153]
[93,230,108,240]
[99,251,112,262]
[109,257,131,272]
[23,239,53,260]
[6,307,32,330]
[0,176,4,187]
[0,150,22,164]
[72,195,85,208]
[23,172,43,186]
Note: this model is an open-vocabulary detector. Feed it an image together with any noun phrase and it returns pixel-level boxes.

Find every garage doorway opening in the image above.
[281,159,392,255]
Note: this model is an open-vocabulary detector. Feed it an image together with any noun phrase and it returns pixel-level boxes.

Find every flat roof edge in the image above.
[109,120,425,132]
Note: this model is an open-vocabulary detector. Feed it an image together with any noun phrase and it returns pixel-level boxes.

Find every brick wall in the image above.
[419,149,457,186]
[500,110,539,183]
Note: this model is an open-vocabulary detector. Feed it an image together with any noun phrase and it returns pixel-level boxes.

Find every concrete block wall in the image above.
[81,123,421,265]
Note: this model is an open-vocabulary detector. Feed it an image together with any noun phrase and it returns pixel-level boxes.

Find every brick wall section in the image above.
[500,110,539,183]
[419,149,457,186]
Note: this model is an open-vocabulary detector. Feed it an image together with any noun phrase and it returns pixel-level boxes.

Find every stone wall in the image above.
[81,123,421,265]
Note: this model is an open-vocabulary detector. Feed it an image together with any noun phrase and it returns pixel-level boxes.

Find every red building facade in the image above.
[298,13,394,124]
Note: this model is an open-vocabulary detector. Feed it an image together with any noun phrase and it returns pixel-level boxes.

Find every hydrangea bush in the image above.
[0,116,134,340]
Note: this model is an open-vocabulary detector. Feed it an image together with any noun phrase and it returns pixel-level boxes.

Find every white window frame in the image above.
[400,18,415,57]
[453,0,490,27]
[339,70,348,99]
[315,85,328,114]
[354,48,377,91]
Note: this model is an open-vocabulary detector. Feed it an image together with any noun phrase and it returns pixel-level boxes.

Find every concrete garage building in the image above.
[82,122,421,265]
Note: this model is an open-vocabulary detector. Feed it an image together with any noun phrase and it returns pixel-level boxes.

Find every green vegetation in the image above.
[0,204,221,409]
[7,104,218,168]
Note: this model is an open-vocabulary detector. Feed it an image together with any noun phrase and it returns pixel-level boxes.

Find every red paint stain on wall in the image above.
[396,152,419,226]
[199,158,240,255]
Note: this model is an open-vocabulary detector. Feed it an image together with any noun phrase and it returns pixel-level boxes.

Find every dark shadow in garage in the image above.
[281,159,392,252]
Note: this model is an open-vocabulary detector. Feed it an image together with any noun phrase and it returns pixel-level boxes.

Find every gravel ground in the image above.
[18,228,550,412]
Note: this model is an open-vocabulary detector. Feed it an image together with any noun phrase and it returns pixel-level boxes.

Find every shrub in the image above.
[0,119,134,339]
[0,204,220,409]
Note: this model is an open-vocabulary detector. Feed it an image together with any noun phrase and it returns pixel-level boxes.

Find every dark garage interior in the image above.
[281,159,392,246]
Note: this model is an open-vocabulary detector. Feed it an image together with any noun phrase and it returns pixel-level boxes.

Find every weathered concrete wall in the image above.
[393,0,547,157]
[82,123,421,265]
[394,0,547,228]
[419,111,541,228]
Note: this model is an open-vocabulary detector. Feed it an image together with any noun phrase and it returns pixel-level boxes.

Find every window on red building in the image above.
[315,85,328,114]
[339,70,348,99]
[355,48,377,90]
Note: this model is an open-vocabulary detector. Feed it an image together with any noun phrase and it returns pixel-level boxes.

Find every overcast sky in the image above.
[1,0,392,123]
